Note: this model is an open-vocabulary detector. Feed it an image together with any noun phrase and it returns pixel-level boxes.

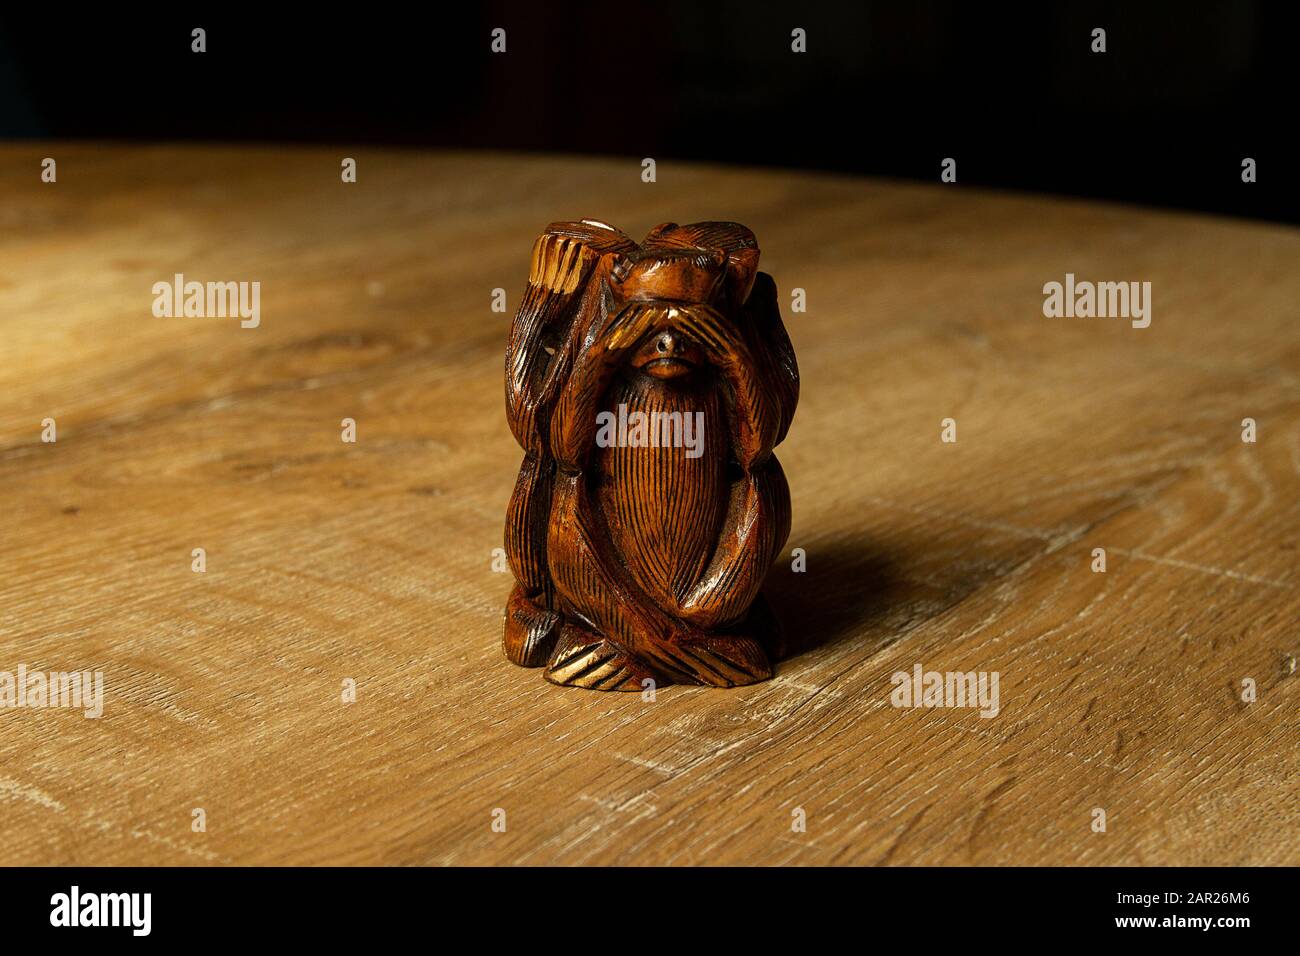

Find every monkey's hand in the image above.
[662,306,781,472]
[549,302,664,470]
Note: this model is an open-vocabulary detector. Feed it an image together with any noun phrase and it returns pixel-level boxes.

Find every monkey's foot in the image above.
[503,584,562,667]
[544,624,653,692]
[550,628,773,689]
[653,635,773,688]
[538,616,776,691]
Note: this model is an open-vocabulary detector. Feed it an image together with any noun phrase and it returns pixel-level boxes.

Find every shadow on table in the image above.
[764,538,908,663]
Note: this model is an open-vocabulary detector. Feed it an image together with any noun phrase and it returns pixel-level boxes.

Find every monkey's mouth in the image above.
[631,329,703,379]
[640,357,696,379]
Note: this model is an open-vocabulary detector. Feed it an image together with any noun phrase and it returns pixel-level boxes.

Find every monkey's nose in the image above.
[656,333,675,355]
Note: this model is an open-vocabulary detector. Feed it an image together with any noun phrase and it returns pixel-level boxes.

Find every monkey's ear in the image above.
[530,220,637,292]
[644,221,759,309]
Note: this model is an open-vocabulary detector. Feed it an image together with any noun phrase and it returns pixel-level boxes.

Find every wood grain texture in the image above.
[0,144,1295,866]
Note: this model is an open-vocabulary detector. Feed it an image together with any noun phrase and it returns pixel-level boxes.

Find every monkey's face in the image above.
[610,248,730,381]
[628,321,706,380]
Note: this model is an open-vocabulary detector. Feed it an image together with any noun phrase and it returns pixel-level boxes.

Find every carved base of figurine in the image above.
[504,583,782,690]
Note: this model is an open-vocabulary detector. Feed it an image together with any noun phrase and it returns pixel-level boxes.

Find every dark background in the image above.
[0,2,1294,223]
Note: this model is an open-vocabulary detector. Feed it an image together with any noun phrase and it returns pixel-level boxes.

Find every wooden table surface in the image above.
[1,144,1296,866]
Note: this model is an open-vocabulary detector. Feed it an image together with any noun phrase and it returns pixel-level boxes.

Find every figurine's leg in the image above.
[676,455,791,629]
[548,472,773,688]
[546,473,688,684]
[502,453,562,667]
[504,583,561,667]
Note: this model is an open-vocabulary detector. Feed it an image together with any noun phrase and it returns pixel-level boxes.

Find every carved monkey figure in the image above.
[503,220,798,690]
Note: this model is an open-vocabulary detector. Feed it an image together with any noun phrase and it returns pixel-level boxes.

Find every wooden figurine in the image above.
[503,220,798,690]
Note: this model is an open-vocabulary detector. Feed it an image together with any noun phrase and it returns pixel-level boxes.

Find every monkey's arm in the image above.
[740,272,800,446]
[665,305,783,471]
[503,223,637,663]
[549,299,663,470]
[675,456,791,629]
[505,222,636,455]
[663,294,797,627]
